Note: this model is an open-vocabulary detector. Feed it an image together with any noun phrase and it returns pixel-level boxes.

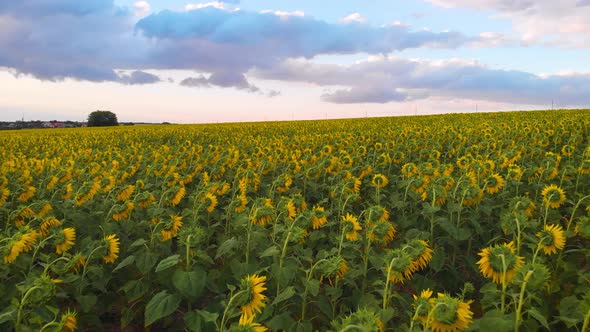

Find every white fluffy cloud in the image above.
[133,1,150,16]
[340,13,367,23]
[426,0,590,47]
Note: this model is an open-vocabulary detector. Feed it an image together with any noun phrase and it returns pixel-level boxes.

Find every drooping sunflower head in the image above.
[513,263,550,292]
[342,213,362,241]
[371,174,389,189]
[507,164,523,181]
[39,217,63,237]
[55,227,76,255]
[60,309,78,332]
[385,249,413,284]
[249,198,275,226]
[401,162,419,178]
[579,159,590,175]
[485,173,505,194]
[405,239,433,273]
[202,192,218,213]
[536,223,565,255]
[161,215,183,241]
[461,184,484,207]
[240,274,267,319]
[102,234,120,264]
[116,185,135,202]
[311,206,328,230]
[235,314,268,332]
[412,289,434,322]
[429,293,473,332]
[169,186,186,206]
[541,184,566,209]
[477,242,524,284]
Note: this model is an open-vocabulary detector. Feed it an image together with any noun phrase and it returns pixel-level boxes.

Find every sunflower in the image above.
[235,194,249,213]
[18,186,36,202]
[202,192,218,213]
[276,174,293,193]
[39,217,63,237]
[536,224,565,255]
[401,163,419,178]
[336,258,349,279]
[578,159,590,175]
[238,314,268,332]
[311,206,327,229]
[429,293,473,332]
[412,289,433,322]
[561,145,575,157]
[371,174,389,189]
[240,274,267,319]
[116,185,135,201]
[112,202,134,221]
[0,187,9,206]
[103,234,120,264]
[55,228,76,254]
[37,203,53,217]
[161,215,183,241]
[342,213,362,241]
[385,249,413,284]
[170,186,186,206]
[485,174,504,194]
[477,242,524,284]
[541,184,566,209]
[3,228,38,263]
[137,193,156,208]
[280,199,294,219]
[507,164,523,181]
[406,239,434,273]
[60,309,78,332]
[250,198,274,226]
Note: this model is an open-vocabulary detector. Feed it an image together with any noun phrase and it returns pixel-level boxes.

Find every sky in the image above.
[1,0,590,123]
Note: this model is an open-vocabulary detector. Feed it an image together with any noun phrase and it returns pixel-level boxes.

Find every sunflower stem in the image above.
[582,308,590,332]
[566,195,590,232]
[219,289,247,332]
[382,255,399,310]
[15,285,43,329]
[514,270,532,332]
[500,254,507,313]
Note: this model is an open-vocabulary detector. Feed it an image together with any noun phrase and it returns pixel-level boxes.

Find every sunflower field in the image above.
[1,109,589,332]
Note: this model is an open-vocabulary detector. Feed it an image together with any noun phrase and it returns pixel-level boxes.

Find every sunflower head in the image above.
[513,263,550,292]
[240,274,267,319]
[477,242,524,284]
[371,174,389,189]
[55,227,76,255]
[405,239,433,273]
[60,309,78,332]
[412,289,433,321]
[102,234,120,264]
[342,213,362,241]
[485,174,505,194]
[541,184,566,209]
[536,223,565,255]
[385,249,413,284]
[429,293,473,332]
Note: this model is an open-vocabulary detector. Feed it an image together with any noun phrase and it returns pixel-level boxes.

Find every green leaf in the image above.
[121,280,148,302]
[272,286,296,305]
[430,249,445,272]
[155,254,181,272]
[113,255,136,272]
[527,308,549,330]
[76,294,97,313]
[172,269,206,299]
[215,237,238,259]
[130,238,147,248]
[135,251,158,274]
[307,279,320,297]
[144,290,181,327]
[197,310,219,323]
[0,307,16,324]
[476,309,513,332]
[260,245,280,258]
[184,311,202,332]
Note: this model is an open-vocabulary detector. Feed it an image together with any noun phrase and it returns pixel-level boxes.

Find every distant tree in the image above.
[87,110,118,127]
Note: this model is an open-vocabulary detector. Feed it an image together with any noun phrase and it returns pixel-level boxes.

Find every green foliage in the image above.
[87,110,118,127]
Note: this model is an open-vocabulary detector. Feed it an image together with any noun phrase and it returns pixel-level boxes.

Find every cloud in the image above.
[180,72,259,92]
[133,1,150,16]
[253,56,590,105]
[339,13,367,23]
[185,1,238,12]
[425,0,590,47]
[118,70,160,84]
